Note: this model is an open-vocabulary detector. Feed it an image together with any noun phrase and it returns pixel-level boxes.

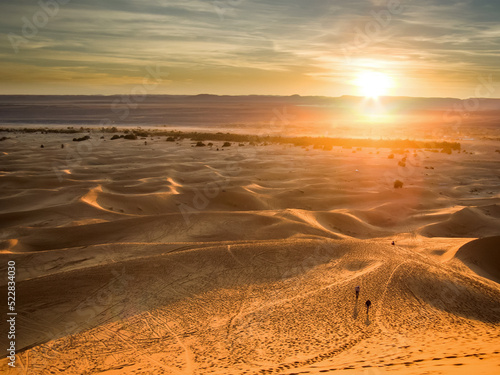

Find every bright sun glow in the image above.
[355,71,393,98]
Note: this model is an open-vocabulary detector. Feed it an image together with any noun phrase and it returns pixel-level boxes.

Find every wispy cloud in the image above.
[0,0,498,96]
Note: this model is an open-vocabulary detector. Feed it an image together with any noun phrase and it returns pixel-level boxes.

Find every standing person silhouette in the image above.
[355,285,360,300]
[365,300,372,314]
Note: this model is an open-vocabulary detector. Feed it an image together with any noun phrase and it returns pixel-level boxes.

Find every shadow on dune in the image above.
[5,239,343,353]
[454,236,500,283]
[353,301,359,319]
[405,268,500,324]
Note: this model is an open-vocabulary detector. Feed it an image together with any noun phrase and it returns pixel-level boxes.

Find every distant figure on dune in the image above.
[391,241,395,246]
[365,300,371,314]
[355,285,360,299]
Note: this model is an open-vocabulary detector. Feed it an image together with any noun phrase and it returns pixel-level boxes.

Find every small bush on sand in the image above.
[196,141,206,147]
[124,134,137,140]
[111,135,120,140]
[394,180,404,189]
[166,136,175,142]
[388,154,394,159]
[222,142,231,147]
[398,160,406,167]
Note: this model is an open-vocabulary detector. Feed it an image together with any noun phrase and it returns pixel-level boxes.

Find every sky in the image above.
[0,0,499,97]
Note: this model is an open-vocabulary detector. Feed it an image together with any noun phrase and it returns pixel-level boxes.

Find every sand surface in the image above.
[1,130,500,374]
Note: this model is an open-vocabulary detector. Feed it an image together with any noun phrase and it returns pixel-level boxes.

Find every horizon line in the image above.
[0,94,499,101]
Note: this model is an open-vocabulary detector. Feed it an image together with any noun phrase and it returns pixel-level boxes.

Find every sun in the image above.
[355,71,393,98]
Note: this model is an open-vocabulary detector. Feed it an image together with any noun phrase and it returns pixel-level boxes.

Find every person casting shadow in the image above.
[365,300,372,325]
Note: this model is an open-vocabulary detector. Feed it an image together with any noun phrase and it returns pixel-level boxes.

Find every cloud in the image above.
[0,0,498,96]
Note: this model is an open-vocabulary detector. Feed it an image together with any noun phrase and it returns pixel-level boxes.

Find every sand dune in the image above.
[420,207,500,238]
[1,131,500,374]
[455,236,500,282]
[2,239,499,374]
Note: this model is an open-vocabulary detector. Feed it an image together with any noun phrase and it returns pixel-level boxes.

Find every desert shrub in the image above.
[73,135,90,142]
[196,141,206,147]
[208,142,213,146]
[441,147,452,154]
[388,154,394,159]
[222,142,231,147]
[398,160,406,167]
[166,136,175,142]
[111,135,120,140]
[239,143,245,146]
[124,134,137,140]
[394,180,404,189]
